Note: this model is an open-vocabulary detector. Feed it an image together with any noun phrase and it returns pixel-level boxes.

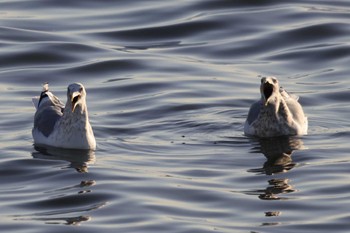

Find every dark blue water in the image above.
[1,1,350,232]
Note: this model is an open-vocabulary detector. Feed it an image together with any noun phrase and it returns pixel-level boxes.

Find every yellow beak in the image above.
[264,98,270,106]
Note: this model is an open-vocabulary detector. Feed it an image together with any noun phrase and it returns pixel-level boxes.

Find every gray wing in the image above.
[280,87,306,125]
[280,87,299,101]
[246,100,262,125]
[50,95,65,109]
[34,105,63,137]
[33,84,65,137]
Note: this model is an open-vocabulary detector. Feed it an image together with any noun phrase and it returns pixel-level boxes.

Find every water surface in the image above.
[1,1,350,232]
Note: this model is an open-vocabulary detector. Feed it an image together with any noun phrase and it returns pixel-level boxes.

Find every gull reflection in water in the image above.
[15,215,92,226]
[27,146,99,225]
[32,145,96,173]
[248,136,305,175]
[247,136,305,202]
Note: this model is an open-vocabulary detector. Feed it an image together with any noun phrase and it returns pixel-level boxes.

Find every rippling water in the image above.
[1,1,350,232]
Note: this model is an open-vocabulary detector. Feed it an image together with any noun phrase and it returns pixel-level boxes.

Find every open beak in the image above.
[71,92,81,112]
[262,81,274,106]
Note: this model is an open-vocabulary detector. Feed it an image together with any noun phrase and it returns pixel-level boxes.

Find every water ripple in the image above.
[1,0,350,232]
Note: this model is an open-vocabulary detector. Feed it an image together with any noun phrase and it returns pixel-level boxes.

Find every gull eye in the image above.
[79,87,83,92]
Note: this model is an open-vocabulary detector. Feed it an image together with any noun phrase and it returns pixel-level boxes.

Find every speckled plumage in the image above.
[32,83,96,150]
[244,77,308,137]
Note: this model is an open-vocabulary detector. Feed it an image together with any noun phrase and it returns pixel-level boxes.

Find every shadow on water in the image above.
[32,146,96,173]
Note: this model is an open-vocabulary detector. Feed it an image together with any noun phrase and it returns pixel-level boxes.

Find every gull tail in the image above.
[42,82,49,92]
[32,82,49,110]
[32,96,40,110]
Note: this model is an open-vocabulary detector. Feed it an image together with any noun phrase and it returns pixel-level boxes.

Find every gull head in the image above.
[67,83,87,113]
[260,77,280,107]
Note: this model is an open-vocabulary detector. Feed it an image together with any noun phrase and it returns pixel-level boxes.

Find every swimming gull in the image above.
[32,83,96,149]
[244,77,308,137]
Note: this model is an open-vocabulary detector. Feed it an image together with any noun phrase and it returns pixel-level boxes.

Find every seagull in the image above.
[32,83,96,150]
[244,77,308,137]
